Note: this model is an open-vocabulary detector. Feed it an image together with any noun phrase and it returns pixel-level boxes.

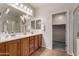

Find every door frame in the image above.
[73,4,79,56]
[52,10,70,55]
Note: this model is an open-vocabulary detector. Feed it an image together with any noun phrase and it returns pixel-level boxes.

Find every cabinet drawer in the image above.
[30,40,34,44]
[6,40,19,56]
[0,43,7,56]
[29,36,35,54]
[21,38,29,56]
[35,36,39,50]
[29,46,34,54]
[30,43,34,48]
[38,35,42,48]
[29,36,35,47]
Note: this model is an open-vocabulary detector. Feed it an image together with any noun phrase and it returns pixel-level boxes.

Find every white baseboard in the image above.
[42,46,52,50]
[70,52,74,56]
[42,46,74,56]
[45,47,52,50]
[67,51,74,56]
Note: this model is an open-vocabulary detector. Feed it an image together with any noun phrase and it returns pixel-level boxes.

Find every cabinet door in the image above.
[6,40,19,56]
[21,37,29,56]
[38,35,42,48]
[0,43,6,56]
[29,36,35,55]
[35,35,39,50]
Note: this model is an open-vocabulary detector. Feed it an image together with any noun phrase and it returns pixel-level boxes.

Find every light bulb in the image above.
[20,4,24,8]
[58,15,63,20]
[30,10,32,13]
[24,6,27,10]
[27,8,30,12]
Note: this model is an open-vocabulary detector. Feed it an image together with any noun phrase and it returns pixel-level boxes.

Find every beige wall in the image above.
[34,3,78,55]
[73,5,79,55]
[0,13,20,33]
[53,13,66,25]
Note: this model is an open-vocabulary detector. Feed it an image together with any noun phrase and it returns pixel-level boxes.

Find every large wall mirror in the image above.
[0,3,34,34]
[31,18,42,30]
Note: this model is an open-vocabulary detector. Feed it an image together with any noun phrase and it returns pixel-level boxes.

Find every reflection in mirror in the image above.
[31,19,42,30]
[31,21,35,29]
[3,20,8,33]
[36,20,41,29]
[0,3,34,35]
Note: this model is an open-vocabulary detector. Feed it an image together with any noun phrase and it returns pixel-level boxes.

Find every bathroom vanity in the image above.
[0,3,43,56]
[0,34,42,56]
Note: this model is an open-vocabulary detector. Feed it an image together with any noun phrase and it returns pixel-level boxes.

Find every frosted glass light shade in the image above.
[20,4,24,8]
[24,6,27,10]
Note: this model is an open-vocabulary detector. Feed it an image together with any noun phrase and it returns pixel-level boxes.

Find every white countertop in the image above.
[0,32,42,43]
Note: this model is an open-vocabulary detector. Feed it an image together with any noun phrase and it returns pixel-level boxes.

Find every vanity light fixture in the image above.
[27,8,31,15]
[30,10,32,13]
[27,8,30,12]
[29,10,32,15]
[58,15,63,20]
[20,4,24,8]
[12,3,33,16]
[24,6,27,10]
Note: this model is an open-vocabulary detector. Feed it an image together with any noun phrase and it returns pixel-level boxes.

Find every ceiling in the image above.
[0,3,25,17]
[30,3,78,10]
[0,3,77,18]
[30,3,49,8]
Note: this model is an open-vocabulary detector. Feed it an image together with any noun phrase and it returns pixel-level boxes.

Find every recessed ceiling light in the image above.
[58,15,63,20]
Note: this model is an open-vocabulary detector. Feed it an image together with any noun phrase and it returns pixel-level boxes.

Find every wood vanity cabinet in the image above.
[29,36,35,55]
[38,34,42,48]
[6,40,20,56]
[0,43,6,56]
[20,37,29,56]
[34,35,39,51]
[0,34,42,56]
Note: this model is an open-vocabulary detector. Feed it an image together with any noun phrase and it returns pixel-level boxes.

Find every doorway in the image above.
[52,12,67,51]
